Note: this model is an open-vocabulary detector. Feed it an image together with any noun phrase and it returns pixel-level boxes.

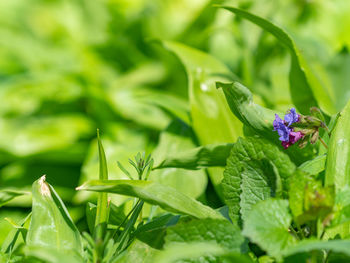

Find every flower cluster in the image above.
[273,108,304,149]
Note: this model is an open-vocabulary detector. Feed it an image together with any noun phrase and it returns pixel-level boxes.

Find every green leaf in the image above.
[76,180,222,219]
[153,242,252,263]
[242,199,297,259]
[154,143,233,170]
[26,176,83,255]
[298,154,327,176]
[222,137,295,223]
[282,239,350,259]
[159,40,243,194]
[24,246,83,263]
[325,99,350,191]
[94,130,109,241]
[289,171,334,225]
[115,239,157,263]
[0,190,29,208]
[330,188,350,227]
[165,218,246,257]
[218,5,336,115]
[150,119,207,199]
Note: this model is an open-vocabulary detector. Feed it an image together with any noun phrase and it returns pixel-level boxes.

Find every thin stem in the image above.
[319,137,328,149]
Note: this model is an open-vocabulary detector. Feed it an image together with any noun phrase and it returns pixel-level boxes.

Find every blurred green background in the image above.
[0,0,349,243]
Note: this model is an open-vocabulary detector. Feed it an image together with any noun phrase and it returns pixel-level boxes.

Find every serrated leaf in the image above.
[218,6,336,115]
[153,242,252,263]
[242,199,297,259]
[26,176,82,255]
[222,137,295,224]
[325,99,350,191]
[77,180,222,219]
[165,218,246,261]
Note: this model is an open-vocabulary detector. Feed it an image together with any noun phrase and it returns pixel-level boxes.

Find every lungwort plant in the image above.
[1,2,350,263]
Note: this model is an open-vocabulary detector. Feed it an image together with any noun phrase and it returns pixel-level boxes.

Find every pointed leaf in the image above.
[77,180,222,219]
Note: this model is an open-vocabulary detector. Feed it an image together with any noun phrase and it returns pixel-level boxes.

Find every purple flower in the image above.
[284,108,299,126]
[273,109,304,149]
[273,114,292,142]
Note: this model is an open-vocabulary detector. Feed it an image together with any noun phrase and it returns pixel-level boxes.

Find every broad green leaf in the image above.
[289,171,334,225]
[154,143,233,170]
[298,154,327,176]
[218,6,336,115]
[325,99,350,190]
[222,137,295,223]
[330,188,350,227]
[27,176,83,255]
[216,81,314,164]
[242,199,297,259]
[0,115,92,157]
[150,119,207,199]
[160,40,243,195]
[0,190,29,208]
[115,239,157,263]
[165,218,246,261]
[94,130,109,241]
[282,239,350,259]
[24,246,83,263]
[76,180,222,219]
[153,242,252,263]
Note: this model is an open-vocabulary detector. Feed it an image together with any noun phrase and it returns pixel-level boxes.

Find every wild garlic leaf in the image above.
[325,99,350,191]
[159,40,243,195]
[222,137,295,224]
[77,180,222,219]
[26,176,83,257]
[218,6,336,116]
[242,199,297,259]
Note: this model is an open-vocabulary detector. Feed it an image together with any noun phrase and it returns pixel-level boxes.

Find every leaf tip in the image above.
[38,175,51,197]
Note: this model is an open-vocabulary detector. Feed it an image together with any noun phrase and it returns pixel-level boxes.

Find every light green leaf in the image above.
[154,143,233,170]
[325,99,350,190]
[218,6,336,115]
[115,239,157,263]
[24,246,83,263]
[222,137,295,223]
[76,180,222,219]
[94,130,109,241]
[150,119,207,199]
[289,171,334,225]
[26,176,82,254]
[330,188,350,227]
[0,190,29,208]
[242,199,297,259]
[160,40,243,195]
[298,154,327,176]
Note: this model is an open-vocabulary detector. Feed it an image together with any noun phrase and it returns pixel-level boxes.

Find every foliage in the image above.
[1,0,350,262]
